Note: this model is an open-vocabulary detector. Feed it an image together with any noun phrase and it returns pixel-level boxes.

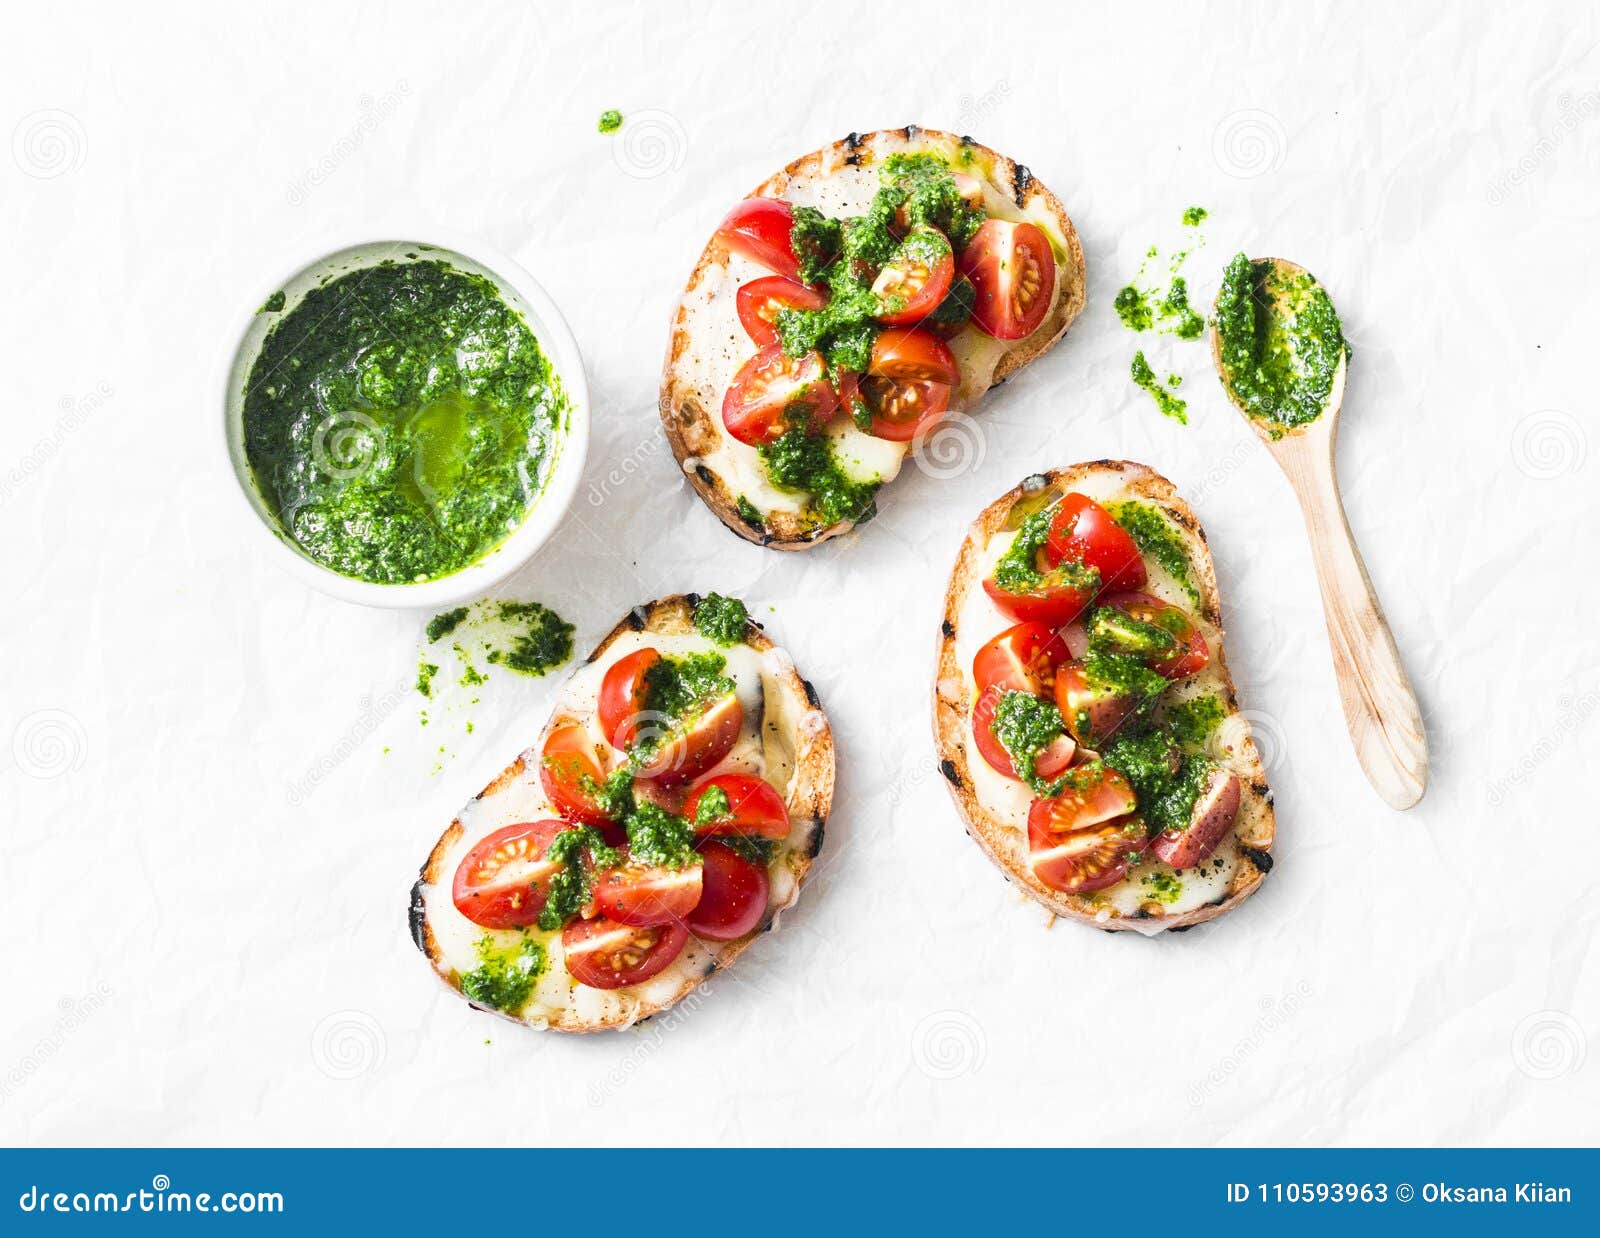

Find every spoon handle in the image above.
[1278,436,1428,808]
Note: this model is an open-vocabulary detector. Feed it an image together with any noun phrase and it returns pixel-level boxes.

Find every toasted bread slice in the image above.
[662,126,1087,550]
[410,595,834,1031]
[932,462,1275,933]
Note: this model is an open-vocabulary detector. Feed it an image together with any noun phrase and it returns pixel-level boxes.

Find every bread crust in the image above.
[661,126,1087,550]
[931,462,1276,933]
[412,595,835,1030]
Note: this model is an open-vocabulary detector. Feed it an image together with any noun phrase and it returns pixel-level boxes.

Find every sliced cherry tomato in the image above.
[971,683,1075,782]
[960,219,1057,340]
[1150,769,1241,870]
[1054,661,1154,750]
[868,327,960,387]
[981,569,1097,628]
[714,197,799,280]
[872,226,955,325]
[1027,802,1149,895]
[972,621,1069,696]
[1095,592,1210,680]
[860,375,950,441]
[722,344,838,446]
[687,841,770,940]
[735,276,827,348]
[562,915,688,990]
[539,722,615,825]
[635,693,744,786]
[591,849,704,926]
[684,773,790,840]
[451,820,568,929]
[597,648,659,751]
[1045,493,1147,594]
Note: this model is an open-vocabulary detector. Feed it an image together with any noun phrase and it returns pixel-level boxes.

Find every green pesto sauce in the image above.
[538,827,622,931]
[597,109,623,134]
[644,652,735,721]
[1101,727,1217,840]
[1114,285,1155,332]
[992,689,1068,796]
[693,784,732,826]
[460,934,547,1012]
[735,496,764,528]
[426,606,469,643]
[1159,277,1205,340]
[693,593,749,646]
[243,260,567,584]
[758,428,879,526]
[991,506,1100,600]
[416,662,439,698]
[258,290,286,314]
[485,601,573,676]
[1143,870,1183,903]
[777,152,983,377]
[625,801,697,869]
[1130,351,1188,424]
[1181,206,1208,227]
[718,834,778,865]
[1165,694,1224,745]
[1215,252,1348,432]
[1107,500,1199,604]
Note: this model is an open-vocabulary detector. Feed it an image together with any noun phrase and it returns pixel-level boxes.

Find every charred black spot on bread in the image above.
[801,678,821,708]
[1133,907,1152,920]
[1238,845,1274,873]
[1012,163,1033,206]
[685,591,702,610]
[939,759,962,787]
[903,123,919,141]
[702,960,718,978]
[805,818,826,859]
[960,134,978,148]
[625,607,647,631]
[941,619,955,638]
[1248,777,1271,798]
[1166,505,1198,533]
[1021,472,1050,493]
[1209,894,1227,907]
[843,131,864,165]
[408,879,428,954]
[695,464,715,487]
[1167,923,1196,934]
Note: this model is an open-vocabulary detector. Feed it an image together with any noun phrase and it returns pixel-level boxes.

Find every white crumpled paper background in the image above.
[3,0,1597,1147]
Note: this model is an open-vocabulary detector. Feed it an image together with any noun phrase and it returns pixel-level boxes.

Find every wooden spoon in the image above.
[1211,257,1427,809]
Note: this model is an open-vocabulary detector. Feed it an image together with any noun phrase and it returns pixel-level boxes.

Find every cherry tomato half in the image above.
[971,683,1076,782]
[872,226,955,325]
[714,197,799,280]
[1149,769,1241,870]
[562,915,688,990]
[722,344,839,446]
[1045,493,1147,594]
[684,773,790,840]
[591,850,705,927]
[960,219,1057,340]
[637,693,744,786]
[597,648,659,751]
[451,820,568,929]
[1027,802,1148,896]
[1095,592,1210,681]
[687,841,769,941]
[539,722,615,825]
[972,621,1069,696]
[981,569,1097,628]
[736,276,827,348]
[1054,661,1155,750]
[858,374,951,442]
[868,327,960,387]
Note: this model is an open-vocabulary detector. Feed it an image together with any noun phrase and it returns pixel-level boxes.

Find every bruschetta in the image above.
[662,126,1086,549]
[932,462,1275,933]
[410,593,834,1031]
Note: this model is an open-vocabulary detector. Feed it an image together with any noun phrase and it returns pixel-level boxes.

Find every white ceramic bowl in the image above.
[221,233,590,609]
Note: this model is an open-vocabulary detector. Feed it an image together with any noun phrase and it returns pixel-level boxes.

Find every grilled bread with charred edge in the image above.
[662,126,1086,550]
[412,595,834,1030]
[932,462,1275,932]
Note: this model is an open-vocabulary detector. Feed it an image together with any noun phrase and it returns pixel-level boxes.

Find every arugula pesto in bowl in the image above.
[224,238,589,607]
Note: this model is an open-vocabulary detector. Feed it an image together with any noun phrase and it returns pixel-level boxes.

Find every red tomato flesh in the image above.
[1045,493,1147,594]
[684,773,790,840]
[687,841,769,941]
[539,723,615,825]
[960,219,1056,340]
[722,344,839,446]
[715,197,799,280]
[562,916,688,990]
[451,820,568,929]
[736,276,827,347]
[591,850,704,927]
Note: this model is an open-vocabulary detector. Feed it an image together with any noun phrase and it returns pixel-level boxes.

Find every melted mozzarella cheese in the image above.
[676,139,1077,521]
[419,631,824,1026]
[952,481,1248,929]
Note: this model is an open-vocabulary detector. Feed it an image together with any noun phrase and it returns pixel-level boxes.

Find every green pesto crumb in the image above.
[416,662,439,697]
[598,109,623,134]
[1181,206,1208,227]
[1130,351,1189,424]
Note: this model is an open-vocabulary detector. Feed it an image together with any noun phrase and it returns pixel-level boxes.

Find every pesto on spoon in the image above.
[1211,255,1428,810]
